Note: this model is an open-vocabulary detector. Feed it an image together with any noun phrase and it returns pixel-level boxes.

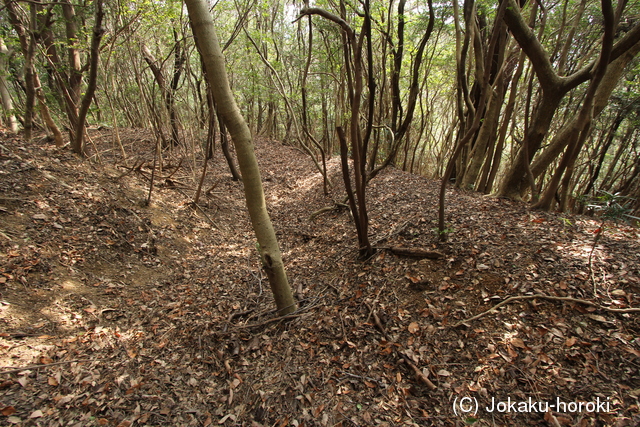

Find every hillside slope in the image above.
[1,129,639,426]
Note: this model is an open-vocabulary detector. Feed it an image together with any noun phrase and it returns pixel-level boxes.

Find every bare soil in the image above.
[0,129,639,426]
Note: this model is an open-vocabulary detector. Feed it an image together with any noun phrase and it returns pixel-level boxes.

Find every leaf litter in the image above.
[0,129,638,426]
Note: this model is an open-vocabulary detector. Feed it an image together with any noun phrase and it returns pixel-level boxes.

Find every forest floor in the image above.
[0,128,639,427]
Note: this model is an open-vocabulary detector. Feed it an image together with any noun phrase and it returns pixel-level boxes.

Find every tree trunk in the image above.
[72,0,104,156]
[496,0,640,200]
[0,37,18,133]
[532,0,616,211]
[185,0,296,316]
[529,39,640,181]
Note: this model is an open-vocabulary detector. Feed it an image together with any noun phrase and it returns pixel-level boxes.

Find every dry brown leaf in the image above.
[587,314,610,323]
[1,406,16,416]
[511,338,527,349]
[624,346,640,358]
[408,322,420,334]
[29,410,43,419]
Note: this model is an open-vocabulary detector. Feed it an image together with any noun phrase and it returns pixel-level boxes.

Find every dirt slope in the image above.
[0,129,639,426]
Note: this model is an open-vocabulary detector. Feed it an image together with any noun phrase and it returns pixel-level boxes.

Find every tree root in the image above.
[309,202,349,220]
[453,294,640,328]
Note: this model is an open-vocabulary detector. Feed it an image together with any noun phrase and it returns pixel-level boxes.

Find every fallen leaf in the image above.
[29,410,43,418]
[587,314,610,324]
[1,406,16,416]
[218,414,236,424]
[624,346,640,358]
[437,369,451,376]
[408,322,420,334]
[564,337,577,347]
[405,274,420,283]
[511,338,527,349]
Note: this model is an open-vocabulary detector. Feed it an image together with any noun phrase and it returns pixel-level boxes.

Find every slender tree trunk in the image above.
[72,0,104,156]
[34,74,64,147]
[216,108,242,181]
[185,0,296,316]
[60,0,82,106]
[24,4,37,141]
[0,37,18,133]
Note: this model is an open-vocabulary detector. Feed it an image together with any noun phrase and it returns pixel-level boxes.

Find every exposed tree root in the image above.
[453,294,640,328]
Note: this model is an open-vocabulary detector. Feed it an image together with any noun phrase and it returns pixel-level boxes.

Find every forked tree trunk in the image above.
[185,0,296,316]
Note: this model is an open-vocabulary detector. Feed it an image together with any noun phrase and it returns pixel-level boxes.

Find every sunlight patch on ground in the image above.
[61,279,83,291]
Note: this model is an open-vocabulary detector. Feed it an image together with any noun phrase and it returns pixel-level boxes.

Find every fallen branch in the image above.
[116,159,144,180]
[369,220,412,246]
[384,247,444,259]
[309,203,349,221]
[175,188,222,230]
[453,294,640,328]
[0,359,92,375]
[365,302,436,390]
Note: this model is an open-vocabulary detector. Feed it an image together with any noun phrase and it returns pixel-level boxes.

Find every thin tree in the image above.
[184,0,296,316]
[300,2,375,259]
[0,37,18,133]
[72,0,105,156]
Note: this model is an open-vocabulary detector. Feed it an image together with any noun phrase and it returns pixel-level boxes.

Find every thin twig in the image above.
[175,188,222,230]
[589,219,606,297]
[365,302,437,390]
[453,294,640,328]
